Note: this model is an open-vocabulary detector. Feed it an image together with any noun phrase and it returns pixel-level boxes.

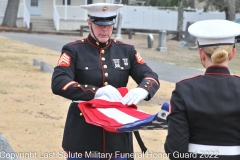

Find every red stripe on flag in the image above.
[79,102,122,132]
[117,108,151,119]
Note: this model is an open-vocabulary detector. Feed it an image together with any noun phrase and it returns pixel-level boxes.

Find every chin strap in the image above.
[90,24,100,43]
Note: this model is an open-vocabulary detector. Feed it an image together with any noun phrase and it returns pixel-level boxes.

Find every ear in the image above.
[87,19,91,28]
[229,48,236,61]
[198,48,205,61]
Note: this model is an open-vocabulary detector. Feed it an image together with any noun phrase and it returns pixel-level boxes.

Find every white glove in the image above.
[95,85,122,100]
[121,88,148,105]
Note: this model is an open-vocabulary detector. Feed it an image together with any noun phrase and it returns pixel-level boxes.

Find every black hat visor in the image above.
[89,15,117,26]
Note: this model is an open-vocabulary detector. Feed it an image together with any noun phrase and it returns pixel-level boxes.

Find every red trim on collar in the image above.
[205,73,231,76]
[207,65,227,69]
[87,38,111,49]
[179,75,202,83]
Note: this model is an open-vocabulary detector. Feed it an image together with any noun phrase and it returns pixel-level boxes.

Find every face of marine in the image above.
[88,19,114,43]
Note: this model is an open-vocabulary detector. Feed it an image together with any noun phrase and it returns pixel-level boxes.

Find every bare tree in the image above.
[87,0,93,4]
[145,0,151,6]
[236,0,240,13]
[200,0,236,20]
[122,0,129,5]
[2,0,20,27]
[227,0,236,20]
[188,0,195,8]
[177,0,184,41]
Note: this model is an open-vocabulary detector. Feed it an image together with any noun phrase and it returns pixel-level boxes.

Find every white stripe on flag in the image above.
[95,95,121,102]
[97,108,139,124]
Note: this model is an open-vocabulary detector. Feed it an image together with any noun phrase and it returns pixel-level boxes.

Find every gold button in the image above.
[101,50,105,54]
[102,57,105,61]
[103,65,107,69]
[96,42,99,45]
[92,88,95,90]
[85,67,88,70]
[106,42,108,45]
[78,84,81,87]
[145,85,147,87]
[146,82,149,84]
[121,67,124,70]
[80,113,83,116]
[81,39,84,42]
[104,82,108,86]
[105,73,108,77]
[85,85,88,87]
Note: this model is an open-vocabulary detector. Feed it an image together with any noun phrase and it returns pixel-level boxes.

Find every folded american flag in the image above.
[78,88,169,132]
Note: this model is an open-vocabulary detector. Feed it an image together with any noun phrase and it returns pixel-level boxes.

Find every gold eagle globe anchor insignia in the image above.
[102,6,108,11]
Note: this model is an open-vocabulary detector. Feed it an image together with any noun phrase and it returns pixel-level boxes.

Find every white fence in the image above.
[53,5,226,31]
[22,4,30,28]
[119,7,226,31]
[120,9,178,31]
[236,13,240,19]
[56,5,87,20]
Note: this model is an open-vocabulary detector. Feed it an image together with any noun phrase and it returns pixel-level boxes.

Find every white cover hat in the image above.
[188,19,240,46]
[81,3,123,26]
[81,3,123,18]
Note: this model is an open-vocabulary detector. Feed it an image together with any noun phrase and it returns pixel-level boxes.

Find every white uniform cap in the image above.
[188,19,240,46]
[81,3,123,18]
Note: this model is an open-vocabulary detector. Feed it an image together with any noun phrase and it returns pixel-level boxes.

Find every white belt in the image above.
[72,100,85,103]
[188,143,240,155]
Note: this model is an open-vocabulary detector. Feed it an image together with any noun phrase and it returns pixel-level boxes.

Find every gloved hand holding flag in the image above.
[121,87,149,105]
[94,85,123,100]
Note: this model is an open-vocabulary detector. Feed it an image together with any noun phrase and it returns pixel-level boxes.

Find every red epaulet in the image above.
[69,39,87,46]
[111,39,132,46]
[178,75,202,83]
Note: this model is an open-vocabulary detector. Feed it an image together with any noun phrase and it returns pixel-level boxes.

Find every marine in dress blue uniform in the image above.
[164,20,240,160]
[51,3,160,160]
